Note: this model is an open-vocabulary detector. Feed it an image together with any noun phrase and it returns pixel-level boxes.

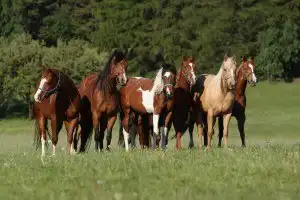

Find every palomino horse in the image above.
[189,55,237,151]
[172,56,196,150]
[33,68,80,156]
[120,65,176,151]
[217,56,257,147]
[77,50,128,152]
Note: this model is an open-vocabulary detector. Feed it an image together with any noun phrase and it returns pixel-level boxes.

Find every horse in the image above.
[76,49,128,152]
[217,56,257,147]
[119,64,177,151]
[172,55,196,150]
[33,68,81,156]
[189,54,237,151]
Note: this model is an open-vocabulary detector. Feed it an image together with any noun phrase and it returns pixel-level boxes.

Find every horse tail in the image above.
[33,119,52,150]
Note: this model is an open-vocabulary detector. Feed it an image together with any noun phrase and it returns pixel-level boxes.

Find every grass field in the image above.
[1,81,300,200]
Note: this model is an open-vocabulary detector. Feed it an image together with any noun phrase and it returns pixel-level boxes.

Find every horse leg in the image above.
[161,111,171,150]
[222,113,232,148]
[206,110,214,151]
[50,117,63,156]
[99,117,107,152]
[152,114,160,149]
[73,123,80,152]
[106,115,117,151]
[37,117,47,157]
[237,114,246,147]
[66,118,78,155]
[195,112,204,151]
[218,116,224,147]
[121,109,130,152]
[92,112,101,152]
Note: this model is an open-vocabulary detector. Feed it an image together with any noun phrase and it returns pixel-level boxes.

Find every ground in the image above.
[1,82,300,200]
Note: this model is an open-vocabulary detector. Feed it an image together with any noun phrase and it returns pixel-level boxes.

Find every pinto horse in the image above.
[77,50,128,152]
[217,56,257,147]
[172,56,196,150]
[33,68,80,156]
[120,65,176,151]
[189,55,237,151]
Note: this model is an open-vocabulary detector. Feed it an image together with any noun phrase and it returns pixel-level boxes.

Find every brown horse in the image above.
[119,65,177,151]
[217,56,257,147]
[172,56,196,150]
[189,55,237,151]
[77,50,128,152]
[33,68,80,156]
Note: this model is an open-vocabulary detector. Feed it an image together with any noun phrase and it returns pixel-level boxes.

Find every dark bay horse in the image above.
[172,56,196,150]
[33,68,80,156]
[217,56,257,147]
[77,50,128,152]
[119,65,176,151]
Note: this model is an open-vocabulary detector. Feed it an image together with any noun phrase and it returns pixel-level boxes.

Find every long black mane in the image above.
[96,49,125,95]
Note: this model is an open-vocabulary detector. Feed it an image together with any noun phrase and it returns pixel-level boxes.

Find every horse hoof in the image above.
[188,144,194,149]
[106,147,111,152]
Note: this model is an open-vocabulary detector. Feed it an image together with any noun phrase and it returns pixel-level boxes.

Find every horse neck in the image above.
[235,69,247,97]
[176,70,190,91]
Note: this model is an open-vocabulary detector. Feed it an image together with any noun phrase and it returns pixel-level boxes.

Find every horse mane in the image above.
[96,49,125,94]
[162,63,177,75]
[151,67,164,94]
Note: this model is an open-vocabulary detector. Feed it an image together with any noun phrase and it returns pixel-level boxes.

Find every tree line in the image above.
[1,0,300,118]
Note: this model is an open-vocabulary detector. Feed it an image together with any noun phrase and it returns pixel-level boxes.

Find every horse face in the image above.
[162,71,176,99]
[182,56,196,86]
[111,58,128,86]
[223,55,237,90]
[34,69,60,102]
[240,56,257,87]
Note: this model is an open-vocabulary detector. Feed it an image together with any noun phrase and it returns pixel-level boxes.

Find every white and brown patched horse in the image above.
[119,66,176,151]
[190,55,237,151]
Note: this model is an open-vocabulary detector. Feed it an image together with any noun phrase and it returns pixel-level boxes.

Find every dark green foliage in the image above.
[1,0,300,117]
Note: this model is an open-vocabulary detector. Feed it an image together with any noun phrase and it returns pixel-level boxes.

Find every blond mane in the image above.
[151,67,164,94]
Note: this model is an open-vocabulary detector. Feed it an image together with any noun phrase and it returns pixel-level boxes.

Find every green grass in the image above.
[1,81,300,200]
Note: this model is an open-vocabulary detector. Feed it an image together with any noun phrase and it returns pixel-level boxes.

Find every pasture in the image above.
[1,81,300,200]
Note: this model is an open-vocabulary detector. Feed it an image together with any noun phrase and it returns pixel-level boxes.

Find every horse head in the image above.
[110,50,128,87]
[179,56,196,86]
[222,54,237,90]
[240,56,257,86]
[162,63,177,99]
[34,68,61,103]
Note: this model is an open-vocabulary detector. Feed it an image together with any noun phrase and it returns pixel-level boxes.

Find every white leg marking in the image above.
[153,114,159,135]
[41,137,46,157]
[163,127,168,137]
[249,64,257,83]
[52,144,56,156]
[34,78,47,102]
[123,128,129,152]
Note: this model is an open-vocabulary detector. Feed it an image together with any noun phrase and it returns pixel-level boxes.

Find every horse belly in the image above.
[130,91,153,114]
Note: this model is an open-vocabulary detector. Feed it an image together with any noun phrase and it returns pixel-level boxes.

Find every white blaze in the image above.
[34,78,47,102]
[164,72,171,78]
[189,63,196,83]
[249,64,257,83]
[166,87,171,95]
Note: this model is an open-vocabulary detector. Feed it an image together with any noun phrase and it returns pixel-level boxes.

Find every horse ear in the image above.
[242,56,247,62]
[232,54,236,61]
[251,56,255,62]
[224,54,228,61]
[183,55,188,61]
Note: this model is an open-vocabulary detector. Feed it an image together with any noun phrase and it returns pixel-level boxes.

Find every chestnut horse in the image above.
[189,55,237,151]
[33,68,80,156]
[76,50,128,152]
[172,56,196,150]
[119,65,176,151]
[217,56,257,147]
